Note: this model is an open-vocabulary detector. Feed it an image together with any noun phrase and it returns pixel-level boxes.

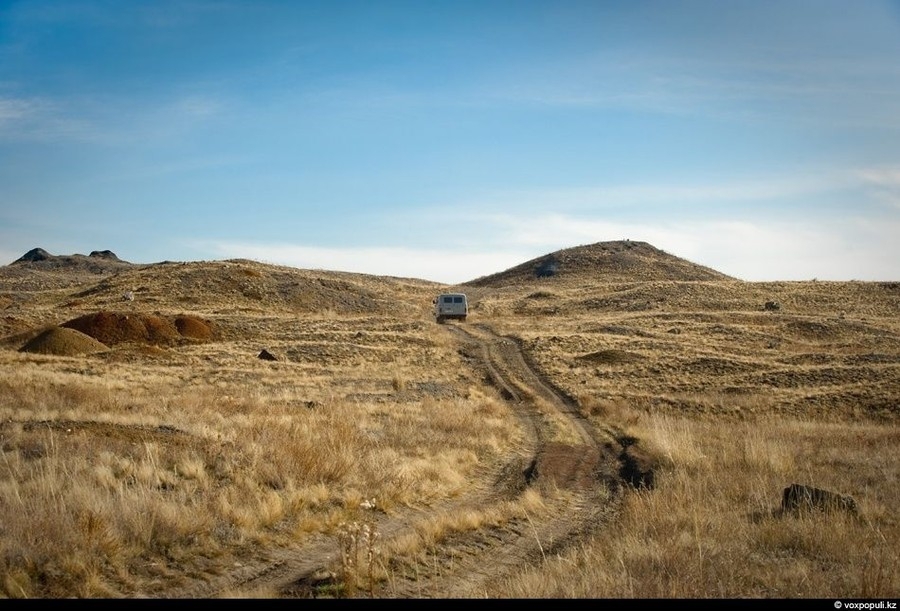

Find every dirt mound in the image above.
[60,311,216,346]
[19,327,109,356]
[174,315,216,340]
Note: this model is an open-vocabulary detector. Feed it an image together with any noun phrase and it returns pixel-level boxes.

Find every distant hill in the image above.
[11,248,133,273]
[5,242,735,291]
[464,241,737,288]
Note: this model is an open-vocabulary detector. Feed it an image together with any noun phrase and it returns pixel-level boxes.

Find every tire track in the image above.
[374,323,627,598]
[163,322,637,599]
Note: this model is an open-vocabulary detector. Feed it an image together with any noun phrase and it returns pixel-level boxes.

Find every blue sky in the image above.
[2,0,900,284]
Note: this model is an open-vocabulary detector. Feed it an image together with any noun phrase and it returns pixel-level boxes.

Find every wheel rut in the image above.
[161,322,642,599]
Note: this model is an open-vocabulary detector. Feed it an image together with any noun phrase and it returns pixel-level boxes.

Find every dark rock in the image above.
[535,256,559,278]
[782,483,857,515]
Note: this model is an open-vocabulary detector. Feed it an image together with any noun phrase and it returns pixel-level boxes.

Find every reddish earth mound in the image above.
[174,315,215,340]
[60,311,216,346]
[19,327,109,356]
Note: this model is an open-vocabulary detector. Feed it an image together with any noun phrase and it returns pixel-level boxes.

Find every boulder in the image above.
[782,483,857,515]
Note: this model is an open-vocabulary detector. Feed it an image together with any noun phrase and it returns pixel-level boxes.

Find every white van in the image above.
[433,293,468,323]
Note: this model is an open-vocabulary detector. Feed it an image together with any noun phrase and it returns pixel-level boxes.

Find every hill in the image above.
[1,248,141,295]
[0,252,443,346]
[11,247,134,272]
[464,240,736,288]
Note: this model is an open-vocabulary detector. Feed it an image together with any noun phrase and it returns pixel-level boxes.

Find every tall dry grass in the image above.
[0,357,522,597]
[486,408,899,598]
[2,271,897,598]
[475,280,898,597]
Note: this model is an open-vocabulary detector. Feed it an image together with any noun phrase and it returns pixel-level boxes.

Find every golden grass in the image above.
[0,356,523,597]
[1,256,897,598]
[486,414,899,598]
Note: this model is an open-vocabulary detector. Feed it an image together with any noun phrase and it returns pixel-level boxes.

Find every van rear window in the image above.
[453,297,464,303]
[442,296,453,303]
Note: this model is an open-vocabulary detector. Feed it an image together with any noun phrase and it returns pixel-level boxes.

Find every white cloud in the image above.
[857,166,900,186]
[194,166,900,284]
[199,242,530,285]
[194,206,900,285]
[0,95,107,142]
[0,247,24,266]
[455,174,848,215]
[855,165,900,210]
[0,97,34,123]
[0,91,226,144]
[477,212,900,281]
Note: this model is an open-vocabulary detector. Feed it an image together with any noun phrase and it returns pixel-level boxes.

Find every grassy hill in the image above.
[465,240,736,287]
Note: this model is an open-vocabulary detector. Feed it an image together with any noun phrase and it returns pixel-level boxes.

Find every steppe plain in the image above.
[0,241,897,598]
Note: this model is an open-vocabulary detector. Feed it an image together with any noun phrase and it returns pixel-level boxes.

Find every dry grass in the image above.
[487,415,898,598]
[473,275,899,599]
[0,372,524,597]
[1,247,898,598]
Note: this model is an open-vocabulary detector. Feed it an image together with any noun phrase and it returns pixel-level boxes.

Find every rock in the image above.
[535,256,559,278]
[782,483,858,515]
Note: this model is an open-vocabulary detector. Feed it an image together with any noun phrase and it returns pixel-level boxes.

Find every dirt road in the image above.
[164,322,643,598]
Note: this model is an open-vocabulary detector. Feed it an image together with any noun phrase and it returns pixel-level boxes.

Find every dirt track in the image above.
[161,322,638,599]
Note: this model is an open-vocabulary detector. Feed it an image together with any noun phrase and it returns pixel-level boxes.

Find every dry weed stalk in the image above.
[336,500,381,597]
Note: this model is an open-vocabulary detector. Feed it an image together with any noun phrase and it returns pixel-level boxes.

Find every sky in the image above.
[2,0,900,284]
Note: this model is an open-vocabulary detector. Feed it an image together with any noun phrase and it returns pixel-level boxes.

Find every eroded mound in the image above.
[61,311,216,346]
[19,327,109,356]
